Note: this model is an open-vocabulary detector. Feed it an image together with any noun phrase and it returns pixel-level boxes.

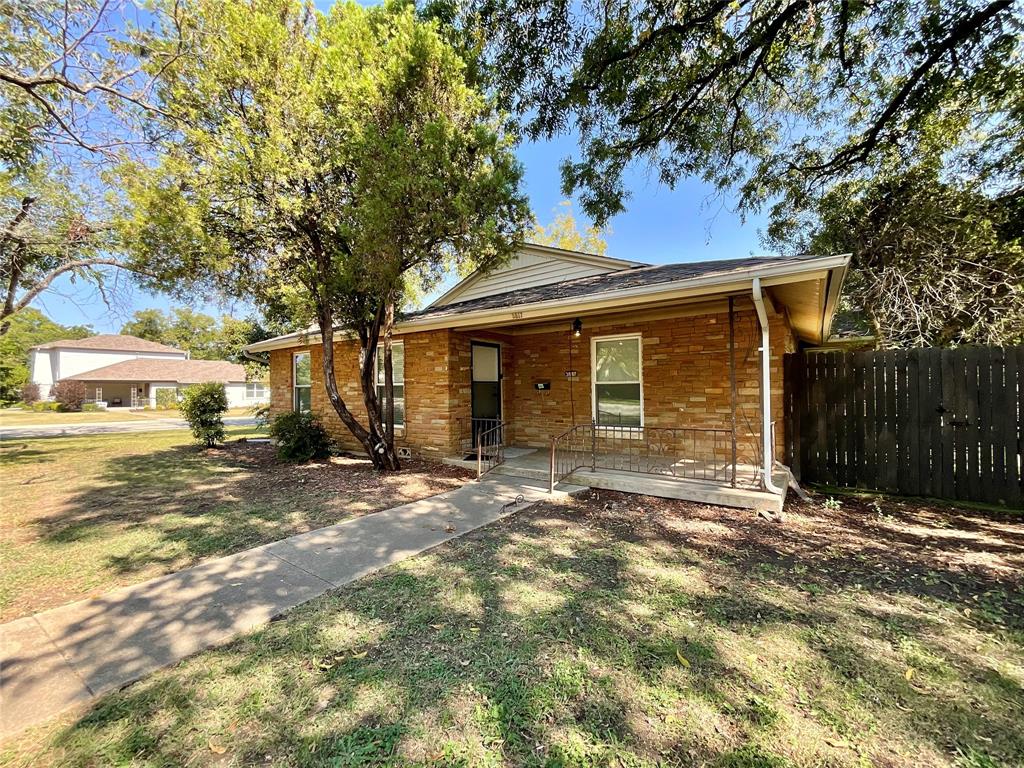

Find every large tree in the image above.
[120,0,529,470]
[773,164,1024,347]
[121,307,282,376]
[1,164,122,335]
[452,0,1021,225]
[0,1,190,333]
[532,200,610,254]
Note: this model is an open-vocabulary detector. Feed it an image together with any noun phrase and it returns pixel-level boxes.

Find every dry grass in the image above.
[0,429,471,620]
[2,489,1020,767]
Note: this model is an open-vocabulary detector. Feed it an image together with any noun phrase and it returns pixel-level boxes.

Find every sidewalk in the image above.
[0,476,579,738]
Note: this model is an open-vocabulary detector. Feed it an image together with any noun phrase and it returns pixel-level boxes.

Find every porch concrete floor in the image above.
[444,447,788,513]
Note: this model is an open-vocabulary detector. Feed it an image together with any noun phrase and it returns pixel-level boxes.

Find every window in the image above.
[375,341,405,427]
[293,352,311,412]
[246,382,267,399]
[592,334,643,427]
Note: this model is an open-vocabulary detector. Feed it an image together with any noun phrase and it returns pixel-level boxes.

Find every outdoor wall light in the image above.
[572,318,583,338]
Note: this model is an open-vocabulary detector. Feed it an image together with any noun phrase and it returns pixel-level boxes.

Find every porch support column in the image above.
[751,278,784,496]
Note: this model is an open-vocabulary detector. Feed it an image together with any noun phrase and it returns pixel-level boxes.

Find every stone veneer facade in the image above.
[268,305,795,464]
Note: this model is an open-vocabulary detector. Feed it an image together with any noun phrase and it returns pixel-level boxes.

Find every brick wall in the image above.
[500,308,793,463]
[269,329,457,456]
[267,305,796,462]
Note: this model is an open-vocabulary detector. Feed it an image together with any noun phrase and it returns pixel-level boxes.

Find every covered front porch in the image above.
[80,381,180,409]
[437,288,793,513]
[443,426,790,513]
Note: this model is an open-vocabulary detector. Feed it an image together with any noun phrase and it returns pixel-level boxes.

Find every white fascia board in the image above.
[243,254,850,353]
[428,242,646,308]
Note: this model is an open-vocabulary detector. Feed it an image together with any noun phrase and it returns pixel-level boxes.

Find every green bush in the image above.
[30,401,60,412]
[269,411,331,462]
[155,387,180,409]
[52,380,87,411]
[82,402,102,412]
[179,382,228,447]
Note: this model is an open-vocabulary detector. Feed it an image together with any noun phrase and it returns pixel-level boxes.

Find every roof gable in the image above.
[430,242,645,307]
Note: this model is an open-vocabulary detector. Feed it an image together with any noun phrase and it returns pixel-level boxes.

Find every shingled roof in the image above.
[31,334,183,355]
[408,254,828,322]
[68,358,246,384]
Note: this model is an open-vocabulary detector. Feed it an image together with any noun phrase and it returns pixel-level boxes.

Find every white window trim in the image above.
[246,382,267,399]
[591,332,644,431]
[293,352,311,412]
[375,341,406,430]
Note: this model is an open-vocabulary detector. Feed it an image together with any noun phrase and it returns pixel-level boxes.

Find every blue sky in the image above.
[41,134,769,333]
[37,0,770,333]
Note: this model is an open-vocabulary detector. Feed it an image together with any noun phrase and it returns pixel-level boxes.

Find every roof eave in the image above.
[244,254,850,353]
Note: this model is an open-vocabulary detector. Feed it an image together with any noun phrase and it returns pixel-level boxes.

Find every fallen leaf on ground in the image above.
[209,740,227,754]
[676,649,691,668]
[351,651,368,659]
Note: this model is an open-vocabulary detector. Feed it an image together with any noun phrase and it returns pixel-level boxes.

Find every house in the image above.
[28,334,267,408]
[245,244,849,511]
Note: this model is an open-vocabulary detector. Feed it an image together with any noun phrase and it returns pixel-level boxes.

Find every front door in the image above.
[471,342,501,447]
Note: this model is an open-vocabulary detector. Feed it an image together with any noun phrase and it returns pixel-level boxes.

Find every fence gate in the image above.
[783,347,1023,508]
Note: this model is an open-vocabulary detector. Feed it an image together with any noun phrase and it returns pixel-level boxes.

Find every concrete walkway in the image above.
[0,415,256,440]
[0,476,577,738]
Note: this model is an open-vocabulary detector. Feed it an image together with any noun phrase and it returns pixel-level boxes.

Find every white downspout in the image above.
[752,277,785,495]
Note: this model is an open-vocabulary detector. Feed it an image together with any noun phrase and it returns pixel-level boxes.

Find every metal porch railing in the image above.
[456,417,503,454]
[474,420,506,477]
[549,422,737,492]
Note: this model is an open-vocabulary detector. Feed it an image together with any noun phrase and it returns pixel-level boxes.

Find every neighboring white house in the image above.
[28,334,268,408]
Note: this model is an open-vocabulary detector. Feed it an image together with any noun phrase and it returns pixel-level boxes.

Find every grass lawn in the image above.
[3,491,1020,767]
[0,429,471,620]
[0,407,254,426]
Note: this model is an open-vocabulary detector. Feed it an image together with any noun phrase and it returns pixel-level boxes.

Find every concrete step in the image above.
[488,463,551,482]
[565,469,787,513]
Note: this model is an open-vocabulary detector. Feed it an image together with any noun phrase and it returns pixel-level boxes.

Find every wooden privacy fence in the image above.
[783,347,1023,508]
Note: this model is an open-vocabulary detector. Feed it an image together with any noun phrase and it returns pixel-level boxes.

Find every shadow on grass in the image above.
[0,443,55,467]
[23,439,466,582]
[7,492,1018,767]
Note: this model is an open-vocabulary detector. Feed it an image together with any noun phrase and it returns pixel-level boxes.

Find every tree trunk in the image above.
[316,304,377,461]
[356,298,400,471]
[381,299,400,469]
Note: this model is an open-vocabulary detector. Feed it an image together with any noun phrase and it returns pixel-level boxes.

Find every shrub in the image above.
[82,402,102,412]
[252,403,271,430]
[52,380,87,411]
[21,382,40,406]
[179,382,228,447]
[31,401,60,412]
[155,387,180,409]
[269,411,331,462]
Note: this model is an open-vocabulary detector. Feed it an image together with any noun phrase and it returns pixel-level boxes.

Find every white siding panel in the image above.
[450,258,614,304]
[225,383,251,408]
